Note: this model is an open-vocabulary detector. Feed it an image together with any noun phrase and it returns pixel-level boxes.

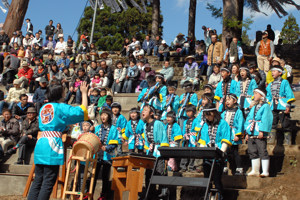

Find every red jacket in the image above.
[18,67,34,83]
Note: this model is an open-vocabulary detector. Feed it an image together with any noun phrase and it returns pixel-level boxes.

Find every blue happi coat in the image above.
[244,103,273,137]
[198,119,232,149]
[214,79,238,112]
[221,108,244,145]
[266,79,295,111]
[138,84,167,111]
[236,79,257,109]
[182,118,200,147]
[35,103,88,165]
[164,123,183,146]
[142,120,169,157]
[94,124,119,161]
[178,92,198,118]
[161,94,180,120]
[122,119,145,150]
[114,114,127,144]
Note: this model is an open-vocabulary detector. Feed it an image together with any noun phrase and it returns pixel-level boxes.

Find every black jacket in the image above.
[45,25,55,37]
[12,103,34,120]
[22,117,39,138]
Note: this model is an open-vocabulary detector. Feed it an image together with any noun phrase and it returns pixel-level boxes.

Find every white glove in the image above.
[221,142,229,153]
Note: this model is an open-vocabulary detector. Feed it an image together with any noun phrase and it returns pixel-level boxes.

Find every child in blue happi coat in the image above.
[198,103,232,200]
[196,84,214,113]
[178,81,198,128]
[266,65,295,145]
[215,66,238,112]
[180,104,199,172]
[111,102,127,156]
[196,92,215,132]
[94,109,119,199]
[165,111,183,171]
[28,82,89,200]
[221,94,245,175]
[161,81,180,121]
[122,107,144,154]
[245,86,273,178]
[138,74,167,111]
[236,66,257,117]
[141,104,169,198]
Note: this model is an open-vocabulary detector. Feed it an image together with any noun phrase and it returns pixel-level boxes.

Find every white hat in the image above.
[161,40,166,44]
[58,34,64,38]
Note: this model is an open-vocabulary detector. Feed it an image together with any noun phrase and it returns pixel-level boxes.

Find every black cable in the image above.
[72,0,89,38]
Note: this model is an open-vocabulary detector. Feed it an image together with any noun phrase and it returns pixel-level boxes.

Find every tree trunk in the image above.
[151,0,160,40]
[3,0,30,38]
[188,0,197,41]
[222,0,244,48]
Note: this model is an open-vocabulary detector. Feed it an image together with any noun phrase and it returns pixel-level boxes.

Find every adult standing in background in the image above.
[255,31,274,74]
[207,33,223,77]
[54,23,63,42]
[266,24,275,42]
[25,18,33,35]
[45,20,55,40]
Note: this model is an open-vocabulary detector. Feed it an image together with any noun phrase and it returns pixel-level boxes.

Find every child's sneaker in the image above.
[223,167,228,175]
[235,168,244,176]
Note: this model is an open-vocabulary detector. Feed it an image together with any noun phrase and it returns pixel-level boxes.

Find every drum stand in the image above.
[62,150,98,200]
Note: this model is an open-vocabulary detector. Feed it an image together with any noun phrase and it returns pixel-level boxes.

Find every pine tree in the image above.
[241,30,250,46]
[280,14,300,45]
[77,2,163,51]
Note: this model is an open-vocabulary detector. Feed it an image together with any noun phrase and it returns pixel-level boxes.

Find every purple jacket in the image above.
[139,69,156,81]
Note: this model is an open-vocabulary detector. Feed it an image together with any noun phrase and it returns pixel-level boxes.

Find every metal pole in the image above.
[90,0,98,44]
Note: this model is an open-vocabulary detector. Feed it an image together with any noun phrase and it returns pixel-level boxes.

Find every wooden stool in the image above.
[23,133,71,198]
[62,150,98,200]
[111,154,156,200]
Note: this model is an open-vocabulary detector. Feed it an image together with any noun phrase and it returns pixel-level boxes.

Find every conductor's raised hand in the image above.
[80,81,88,94]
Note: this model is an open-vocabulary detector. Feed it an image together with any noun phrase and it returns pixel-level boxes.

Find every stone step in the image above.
[0,174,29,196]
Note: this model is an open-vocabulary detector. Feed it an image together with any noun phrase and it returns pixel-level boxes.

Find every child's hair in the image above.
[213,63,221,69]
[143,104,155,118]
[81,120,93,131]
[91,88,100,95]
[129,59,137,65]
[203,84,213,92]
[100,108,113,124]
[203,103,221,125]
[155,109,163,118]
[111,102,122,112]
[201,93,214,103]
[94,73,100,78]
[166,111,176,121]
[2,108,12,114]
[183,81,193,89]
[115,60,124,67]
[226,93,238,103]
[240,65,252,79]
[129,107,141,120]
[185,104,196,114]
[46,83,63,102]
[147,75,156,85]
[106,95,113,102]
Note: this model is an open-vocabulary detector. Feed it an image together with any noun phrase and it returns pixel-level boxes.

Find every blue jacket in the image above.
[142,39,155,50]
[266,79,295,111]
[161,94,180,120]
[221,108,244,145]
[123,119,145,150]
[138,84,167,111]
[182,118,199,147]
[236,79,257,109]
[142,120,169,157]
[57,58,70,69]
[34,103,88,165]
[33,87,47,103]
[245,103,273,137]
[95,124,118,161]
[198,119,232,149]
[215,79,238,112]
[114,114,127,143]
[164,123,182,145]
[178,92,198,118]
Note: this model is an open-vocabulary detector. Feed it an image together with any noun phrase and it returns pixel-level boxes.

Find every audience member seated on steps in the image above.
[44,53,56,69]
[112,60,126,94]
[33,77,48,113]
[43,35,56,54]
[29,63,48,93]
[157,40,170,61]
[142,35,155,56]
[17,59,33,89]
[153,35,162,56]
[0,79,26,115]
[173,33,186,53]
[65,68,90,104]
[54,34,67,55]
[133,45,144,60]
[180,56,199,88]
[76,40,90,63]
[160,61,174,84]
[88,60,100,78]
[100,52,113,67]
[7,107,38,165]
[12,94,34,121]
[57,51,70,70]
[0,108,20,153]
[61,66,75,90]
[122,60,139,93]
[49,63,62,84]
[99,60,113,87]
